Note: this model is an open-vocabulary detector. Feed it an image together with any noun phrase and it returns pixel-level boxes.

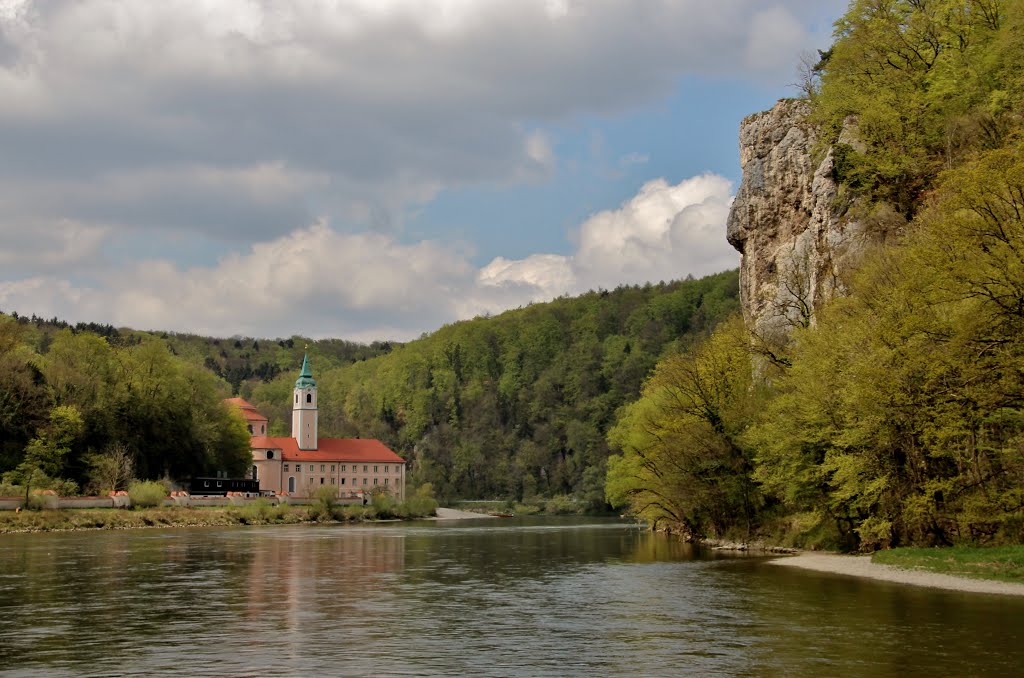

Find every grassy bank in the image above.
[451,495,592,516]
[872,546,1024,583]
[0,500,434,534]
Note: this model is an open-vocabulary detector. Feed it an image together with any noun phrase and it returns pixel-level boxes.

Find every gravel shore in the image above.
[768,552,1024,596]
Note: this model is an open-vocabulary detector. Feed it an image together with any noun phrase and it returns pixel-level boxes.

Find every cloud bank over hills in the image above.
[0,0,842,339]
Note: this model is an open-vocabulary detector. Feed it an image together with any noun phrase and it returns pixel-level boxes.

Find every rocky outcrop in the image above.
[726,99,878,339]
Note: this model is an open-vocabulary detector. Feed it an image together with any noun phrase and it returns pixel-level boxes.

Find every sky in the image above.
[0,0,848,342]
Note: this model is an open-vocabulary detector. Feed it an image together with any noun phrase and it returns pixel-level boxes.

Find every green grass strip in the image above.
[872,546,1024,583]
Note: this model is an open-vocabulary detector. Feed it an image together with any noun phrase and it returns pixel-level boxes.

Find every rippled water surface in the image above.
[1,517,1022,676]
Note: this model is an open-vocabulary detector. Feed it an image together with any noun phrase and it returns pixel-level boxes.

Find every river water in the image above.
[0,516,1021,676]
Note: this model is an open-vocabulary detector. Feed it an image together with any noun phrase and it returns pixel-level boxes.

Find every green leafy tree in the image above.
[606,316,761,539]
[4,404,84,506]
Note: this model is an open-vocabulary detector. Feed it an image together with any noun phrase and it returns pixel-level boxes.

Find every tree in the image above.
[606,316,761,539]
[4,405,84,506]
[85,442,135,495]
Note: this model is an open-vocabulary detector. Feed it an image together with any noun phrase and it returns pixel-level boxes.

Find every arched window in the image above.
[252,465,258,480]
[295,394,298,404]
[306,393,312,403]
[247,424,253,434]
[266,450,274,460]
[288,477,295,493]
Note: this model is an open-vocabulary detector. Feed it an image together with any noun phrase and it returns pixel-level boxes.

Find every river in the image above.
[0,516,1021,676]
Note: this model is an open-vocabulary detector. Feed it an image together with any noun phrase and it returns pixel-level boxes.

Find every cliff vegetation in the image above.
[608,0,1024,550]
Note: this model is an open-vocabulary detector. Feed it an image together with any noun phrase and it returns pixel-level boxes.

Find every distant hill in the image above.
[246,269,741,505]
[1,269,738,503]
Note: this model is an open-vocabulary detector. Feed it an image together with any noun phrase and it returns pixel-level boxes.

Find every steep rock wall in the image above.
[726,99,871,339]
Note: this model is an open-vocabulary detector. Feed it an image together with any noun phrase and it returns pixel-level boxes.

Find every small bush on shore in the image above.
[127,480,168,508]
[341,505,367,521]
[235,499,289,524]
[544,494,581,515]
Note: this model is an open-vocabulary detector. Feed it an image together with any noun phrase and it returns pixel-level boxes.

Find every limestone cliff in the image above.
[726,99,879,339]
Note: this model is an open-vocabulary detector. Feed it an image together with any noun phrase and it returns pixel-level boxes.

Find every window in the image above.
[309,477,314,485]
[363,465,368,473]
[374,465,378,473]
[373,478,377,485]
[384,478,388,485]
[362,478,367,485]
[247,424,253,434]
[341,478,346,485]
[309,465,314,472]
[288,477,295,493]
[266,450,274,460]
[284,464,289,472]
[320,478,325,485]
[261,424,265,434]
[352,478,356,485]
[341,465,346,472]
[252,465,258,480]
[306,393,312,403]
[295,394,298,404]
[320,464,325,472]
[331,478,335,485]
[331,465,335,472]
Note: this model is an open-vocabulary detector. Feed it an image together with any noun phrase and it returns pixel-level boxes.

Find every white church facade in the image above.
[227,354,407,500]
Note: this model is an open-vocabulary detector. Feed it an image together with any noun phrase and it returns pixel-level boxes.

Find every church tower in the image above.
[292,353,318,450]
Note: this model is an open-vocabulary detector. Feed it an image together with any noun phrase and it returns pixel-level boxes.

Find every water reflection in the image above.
[0,519,1022,677]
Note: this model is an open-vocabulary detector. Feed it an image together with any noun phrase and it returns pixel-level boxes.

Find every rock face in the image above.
[726,99,873,339]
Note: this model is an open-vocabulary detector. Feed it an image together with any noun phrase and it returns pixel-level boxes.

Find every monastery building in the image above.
[227,354,406,500]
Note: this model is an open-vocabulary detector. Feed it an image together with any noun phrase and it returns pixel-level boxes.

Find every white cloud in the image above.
[524,130,556,176]
[0,1,843,338]
[0,173,737,339]
[0,220,111,273]
[473,173,737,307]
[0,0,838,248]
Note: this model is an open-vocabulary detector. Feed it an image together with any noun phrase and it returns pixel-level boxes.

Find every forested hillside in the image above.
[247,271,740,505]
[0,319,251,495]
[608,0,1024,550]
[0,272,738,502]
[0,312,393,495]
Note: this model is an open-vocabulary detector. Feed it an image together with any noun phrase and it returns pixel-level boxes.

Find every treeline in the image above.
[0,311,396,393]
[247,272,740,505]
[608,0,1024,550]
[0,321,252,496]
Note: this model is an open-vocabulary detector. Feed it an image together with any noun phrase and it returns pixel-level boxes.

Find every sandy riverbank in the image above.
[768,552,1024,596]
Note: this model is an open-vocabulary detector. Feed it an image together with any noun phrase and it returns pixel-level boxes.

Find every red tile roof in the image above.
[250,436,405,463]
[225,397,269,422]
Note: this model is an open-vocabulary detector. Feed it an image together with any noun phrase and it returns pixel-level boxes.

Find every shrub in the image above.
[543,494,579,515]
[342,505,366,521]
[397,483,438,518]
[311,486,338,508]
[306,503,332,522]
[127,480,168,508]
[404,494,437,518]
[237,499,288,524]
[371,492,397,518]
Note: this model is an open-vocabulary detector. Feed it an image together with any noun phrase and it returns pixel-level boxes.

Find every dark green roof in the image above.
[295,353,317,388]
